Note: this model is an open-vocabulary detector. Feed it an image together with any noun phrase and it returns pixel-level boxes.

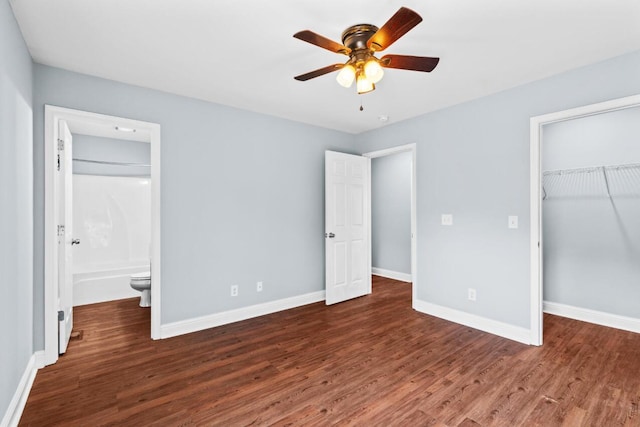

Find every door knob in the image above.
[325,232,335,238]
[72,239,80,245]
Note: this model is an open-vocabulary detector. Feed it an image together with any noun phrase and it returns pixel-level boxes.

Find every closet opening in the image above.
[530,94,640,345]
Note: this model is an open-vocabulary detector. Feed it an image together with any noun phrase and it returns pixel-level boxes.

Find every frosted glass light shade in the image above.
[356,75,375,94]
[336,65,356,88]
[364,59,384,84]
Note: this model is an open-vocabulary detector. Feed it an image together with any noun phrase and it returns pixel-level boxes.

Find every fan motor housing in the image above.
[341,24,379,51]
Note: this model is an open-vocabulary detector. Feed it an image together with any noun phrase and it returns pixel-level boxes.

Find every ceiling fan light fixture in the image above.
[293,7,440,95]
[356,72,375,94]
[336,64,356,88]
[364,58,384,84]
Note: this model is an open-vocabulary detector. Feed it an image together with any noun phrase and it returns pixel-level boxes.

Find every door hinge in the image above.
[58,310,64,321]
[57,139,64,171]
[57,224,65,236]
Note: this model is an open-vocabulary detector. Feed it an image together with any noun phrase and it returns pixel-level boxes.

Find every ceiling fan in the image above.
[293,7,440,95]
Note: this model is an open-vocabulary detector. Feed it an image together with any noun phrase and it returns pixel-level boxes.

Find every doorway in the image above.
[43,105,161,365]
[529,94,640,345]
[363,143,417,305]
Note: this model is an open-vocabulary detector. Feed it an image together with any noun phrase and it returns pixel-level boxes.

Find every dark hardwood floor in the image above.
[20,276,640,426]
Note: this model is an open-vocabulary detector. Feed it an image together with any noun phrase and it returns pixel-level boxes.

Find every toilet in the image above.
[130,271,151,307]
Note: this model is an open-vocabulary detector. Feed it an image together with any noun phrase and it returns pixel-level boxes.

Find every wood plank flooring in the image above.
[20,276,640,426]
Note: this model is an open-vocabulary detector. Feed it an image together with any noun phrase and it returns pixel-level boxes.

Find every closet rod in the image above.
[73,158,150,167]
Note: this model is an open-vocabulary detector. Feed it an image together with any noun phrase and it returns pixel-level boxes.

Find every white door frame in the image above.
[44,105,162,365]
[529,94,640,346]
[363,143,417,306]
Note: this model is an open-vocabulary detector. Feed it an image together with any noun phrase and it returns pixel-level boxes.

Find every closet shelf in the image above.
[542,163,640,200]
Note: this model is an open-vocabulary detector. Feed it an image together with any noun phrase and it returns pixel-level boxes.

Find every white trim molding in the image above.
[160,291,325,339]
[371,267,412,283]
[414,299,531,345]
[529,93,640,347]
[544,301,640,334]
[1,351,43,427]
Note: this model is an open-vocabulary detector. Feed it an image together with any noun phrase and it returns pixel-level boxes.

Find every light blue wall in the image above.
[543,107,640,318]
[73,134,150,177]
[33,64,356,348]
[0,0,33,418]
[355,50,640,329]
[543,107,640,170]
[371,152,411,274]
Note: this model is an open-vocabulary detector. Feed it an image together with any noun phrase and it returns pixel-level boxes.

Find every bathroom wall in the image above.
[0,0,33,421]
[33,64,356,348]
[542,106,640,318]
[73,134,150,177]
[371,151,412,276]
[354,49,640,332]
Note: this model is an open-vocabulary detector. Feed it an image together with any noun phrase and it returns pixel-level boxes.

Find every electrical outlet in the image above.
[257,281,263,292]
[468,288,476,301]
[508,215,519,229]
[441,214,453,226]
[231,285,238,297]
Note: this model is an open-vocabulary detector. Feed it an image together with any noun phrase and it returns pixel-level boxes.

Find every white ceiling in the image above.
[10,0,640,134]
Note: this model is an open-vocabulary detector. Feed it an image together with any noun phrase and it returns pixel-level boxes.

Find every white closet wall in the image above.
[542,106,640,319]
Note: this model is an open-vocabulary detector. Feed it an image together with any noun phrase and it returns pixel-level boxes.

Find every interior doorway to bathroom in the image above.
[44,105,161,366]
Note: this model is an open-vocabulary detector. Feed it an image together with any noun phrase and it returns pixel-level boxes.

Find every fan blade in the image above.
[294,64,344,81]
[380,55,439,72]
[367,7,423,52]
[294,30,351,55]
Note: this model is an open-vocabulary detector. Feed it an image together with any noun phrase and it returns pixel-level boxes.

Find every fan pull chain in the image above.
[359,100,364,111]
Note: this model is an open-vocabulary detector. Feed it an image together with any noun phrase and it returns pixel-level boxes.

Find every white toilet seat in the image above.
[131,271,151,280]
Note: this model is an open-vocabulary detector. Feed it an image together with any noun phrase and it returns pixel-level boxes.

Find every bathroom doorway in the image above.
[71,134,151,307]
[44,105,161,366]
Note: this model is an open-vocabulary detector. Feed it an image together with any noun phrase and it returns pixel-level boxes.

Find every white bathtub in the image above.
[73,264,149,306]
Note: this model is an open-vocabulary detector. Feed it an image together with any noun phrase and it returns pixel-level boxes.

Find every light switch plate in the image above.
[442,214,453,226]
[508,215,518,229]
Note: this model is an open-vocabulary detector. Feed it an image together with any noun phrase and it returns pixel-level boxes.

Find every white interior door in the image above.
[325,151,371,305]
[57,120,74,354]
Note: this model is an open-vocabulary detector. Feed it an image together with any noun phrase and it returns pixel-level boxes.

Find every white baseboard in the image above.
[1,351,43,427]
[371,267,412,283]
[160,291,325,339]
[544,301,640,334]
[33,351,45,369]
[413,299,531,345]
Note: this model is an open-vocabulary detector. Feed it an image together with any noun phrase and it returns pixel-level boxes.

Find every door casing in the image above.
[44,105,162,365]
[57,120,73,354]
